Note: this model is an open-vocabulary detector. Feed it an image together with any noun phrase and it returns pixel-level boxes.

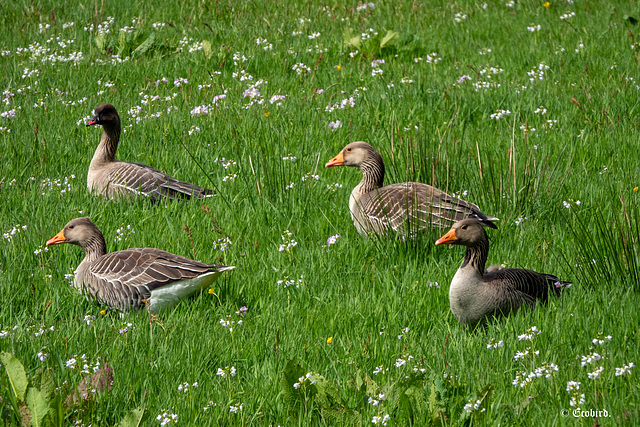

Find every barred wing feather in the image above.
[81,248,221,310]
[105,161,213,200]
[358,182,488,235]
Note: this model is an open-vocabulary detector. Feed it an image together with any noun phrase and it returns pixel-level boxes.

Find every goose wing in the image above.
[105,161,212,200]
[358,182,492,234]
[82,248,226,310]
[132,162,214,199]
[484,268,567,308]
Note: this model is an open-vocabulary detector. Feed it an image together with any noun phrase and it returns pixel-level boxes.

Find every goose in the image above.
[46,217,234,312]
[86,103,213,200]
[325,141,497,236]
[435,218,570,327]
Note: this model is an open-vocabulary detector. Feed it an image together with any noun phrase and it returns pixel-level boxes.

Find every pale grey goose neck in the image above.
[325,141,497,236]
[435,218,569,327]
[86,103,213,200]
[46,217,234,312]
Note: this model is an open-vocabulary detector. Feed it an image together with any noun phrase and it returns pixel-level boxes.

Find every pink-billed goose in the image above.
[86,103,213,200]
[325,142,497,236]
[46,217,234,312]
[435,218,570,327]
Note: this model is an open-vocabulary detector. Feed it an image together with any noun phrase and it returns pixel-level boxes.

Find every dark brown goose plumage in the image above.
[435,218,570,327]
[325,141,497,236]
[86,103,213,200]
[46,217,234,312]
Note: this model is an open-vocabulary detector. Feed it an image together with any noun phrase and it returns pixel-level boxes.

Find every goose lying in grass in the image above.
[46,217,234,312]
[325,141,497,237]
[86,103,213,200]
[435,218,570,327]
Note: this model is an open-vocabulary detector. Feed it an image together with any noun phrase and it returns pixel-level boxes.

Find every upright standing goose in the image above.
[435,218,570,327]
[86,103,213,200]
[325,142,497,236]
[46,217,234,312]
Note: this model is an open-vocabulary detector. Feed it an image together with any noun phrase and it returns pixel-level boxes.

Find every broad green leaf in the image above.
[380,30,400,49]
[38,373,54,402]
[117,31,127,56]
[355,370,362,390]
[320,407,361,426]
[428,381,438,414]
[280,359,307,412]
[203,40,212,58]
[26,387,48,427]
[132,32,155,57]
[364,373,378,397]
[342,29,361,49]
[119,407,145,427]
[48,395,66,427]
[307,372,338,408]
[1,351,28,401]
[95,34,106,51]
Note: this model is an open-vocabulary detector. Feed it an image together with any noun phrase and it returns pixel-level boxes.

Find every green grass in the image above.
[1,0,640,425]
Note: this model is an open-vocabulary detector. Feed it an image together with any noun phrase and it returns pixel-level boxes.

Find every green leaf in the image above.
[428,381,438,414]
[119,407,145,427]
[38,373,54,402]
[380,30,400,49]
[307,372,339,408]
[117,30,127,56]
[1,351,28,402]
[26,388,48,427]
[47,396,66,427]
[364,373,378,397]
[320,407,361,426]
[280,359,307,413]
[343,29,361,49]
[132,32,155,57]
[95,34,107,51]
[203,40,212,58]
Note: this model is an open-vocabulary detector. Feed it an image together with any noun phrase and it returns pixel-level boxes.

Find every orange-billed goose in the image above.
[325,142,497,236]
[46,217,234,312]
[86,103,213,200]
[435,218,569,327]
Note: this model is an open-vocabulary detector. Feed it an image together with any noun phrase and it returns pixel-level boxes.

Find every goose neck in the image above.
[461,238,489,276]
[358,158,385,194]
[91,125,120,165]
[81,232,107,264]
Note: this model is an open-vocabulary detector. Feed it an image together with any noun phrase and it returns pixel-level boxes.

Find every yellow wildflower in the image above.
[327,336,333,344]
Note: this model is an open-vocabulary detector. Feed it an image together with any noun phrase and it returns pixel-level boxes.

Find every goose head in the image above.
[46,217,101,248]
[86,103,120,128]
[435,217,497,247]
[325,141,383,168]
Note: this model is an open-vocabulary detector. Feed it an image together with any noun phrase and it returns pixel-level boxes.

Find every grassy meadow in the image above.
[2,0,640,425]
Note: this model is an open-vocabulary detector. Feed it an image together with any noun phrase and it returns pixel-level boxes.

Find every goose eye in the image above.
[461,225,468,230]
[346,147,352,152]
[68,225,75,229]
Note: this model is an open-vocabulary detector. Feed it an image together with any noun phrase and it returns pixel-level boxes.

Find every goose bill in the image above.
[86,116,99,127]
[325,151,345,167]
[46,229,67,246]
[435,229,457,245]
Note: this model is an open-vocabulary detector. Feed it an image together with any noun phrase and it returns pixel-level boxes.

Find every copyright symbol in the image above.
[561,409,569,417]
